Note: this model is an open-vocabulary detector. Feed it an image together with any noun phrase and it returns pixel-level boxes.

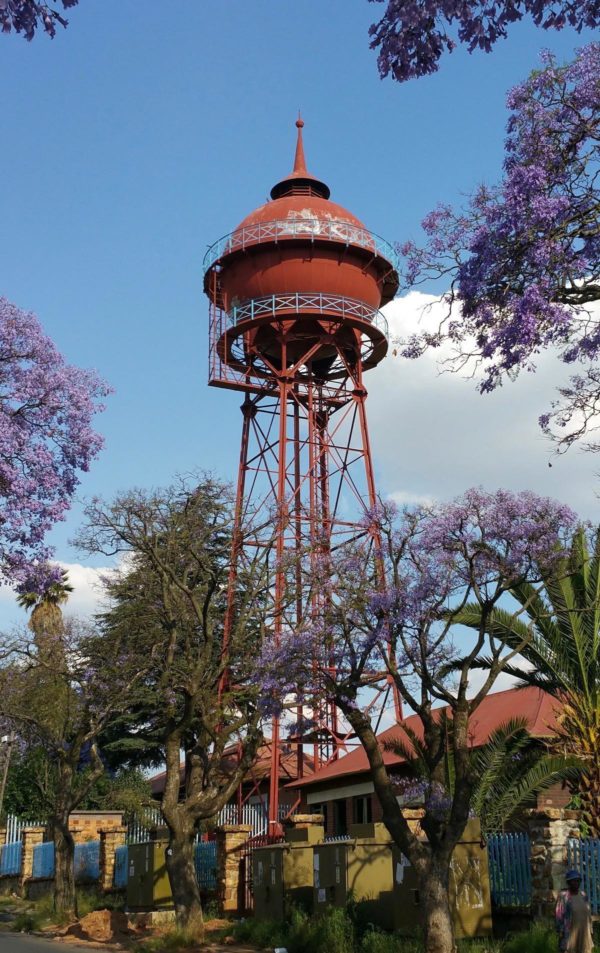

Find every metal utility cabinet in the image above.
[392,819,493,939]
[126,840,173,910]
[313,823,395,930]
[253,822,324,920]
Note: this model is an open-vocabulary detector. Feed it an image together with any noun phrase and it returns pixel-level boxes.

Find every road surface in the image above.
[0,935,94,953]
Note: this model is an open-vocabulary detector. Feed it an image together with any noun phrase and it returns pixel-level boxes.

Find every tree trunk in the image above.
[419,854,456,953]
[165,826,203,929]
[580,761,600,838]
[53,818,77,920]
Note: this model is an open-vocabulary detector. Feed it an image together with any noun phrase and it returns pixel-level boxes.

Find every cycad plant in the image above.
[386,715,579,833]
[456,526,600,836]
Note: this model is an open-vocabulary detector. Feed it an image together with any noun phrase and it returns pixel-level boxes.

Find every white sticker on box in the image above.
[318,888,326,903]
[395,862,404,884]
[313,854,319,871]
[257,861,263,885]
[335,866,341,885]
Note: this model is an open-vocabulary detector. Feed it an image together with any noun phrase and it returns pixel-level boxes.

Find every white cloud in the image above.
[367,292,600,519]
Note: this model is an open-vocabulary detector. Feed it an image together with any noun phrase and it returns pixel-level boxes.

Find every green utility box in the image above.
[253,823,324,920]
[392,819,493,939]
[313,823,395,930]
[127,840,173,910]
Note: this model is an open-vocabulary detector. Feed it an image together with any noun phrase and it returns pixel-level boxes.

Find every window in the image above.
[354,795,372,825]
[333,799,348,836]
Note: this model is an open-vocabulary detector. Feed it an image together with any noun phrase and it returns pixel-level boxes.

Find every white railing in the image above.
[5,814,46,844]
[204,218,398,274]
[228,292,389,341]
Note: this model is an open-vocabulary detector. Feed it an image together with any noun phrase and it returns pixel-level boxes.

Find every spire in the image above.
[270,117,330,201]
[293,116,307,175]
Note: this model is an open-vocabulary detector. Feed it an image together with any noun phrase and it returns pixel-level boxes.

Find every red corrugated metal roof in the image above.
[289,686,560,790]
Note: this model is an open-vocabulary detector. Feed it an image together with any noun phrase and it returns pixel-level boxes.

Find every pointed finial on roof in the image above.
[293,114,307,175]
[269,116,331,201]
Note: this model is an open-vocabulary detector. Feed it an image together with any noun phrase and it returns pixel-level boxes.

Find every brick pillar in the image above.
[0,827,7,847]
[216,825,252,915]
[284,814,324,844]
[99,826,127,892]
[527,808,581,917]
[20,827,46,892]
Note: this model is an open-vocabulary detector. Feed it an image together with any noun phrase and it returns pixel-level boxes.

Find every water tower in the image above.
[203,120,399,829]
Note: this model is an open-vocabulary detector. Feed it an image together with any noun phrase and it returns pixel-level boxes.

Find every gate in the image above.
[487,833,532,907]
[239,833,284,914]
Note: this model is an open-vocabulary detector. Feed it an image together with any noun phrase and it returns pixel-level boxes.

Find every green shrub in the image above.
[359,927,408,953]
[502,923,558,953]
[136,924,204,953]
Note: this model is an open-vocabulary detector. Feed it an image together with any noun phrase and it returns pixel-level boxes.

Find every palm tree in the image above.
[17,568,73,658]
[385,716,578,833]
[456,526,600,836]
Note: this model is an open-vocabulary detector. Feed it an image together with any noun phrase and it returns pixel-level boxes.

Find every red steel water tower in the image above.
[203,120,399,829]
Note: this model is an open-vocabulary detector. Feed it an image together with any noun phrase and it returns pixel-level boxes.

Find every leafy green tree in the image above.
[76,475,270,927]
[0,618,141,919]
[456,526,600,836]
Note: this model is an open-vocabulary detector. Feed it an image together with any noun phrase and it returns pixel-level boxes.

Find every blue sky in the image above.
[0,1,598,625]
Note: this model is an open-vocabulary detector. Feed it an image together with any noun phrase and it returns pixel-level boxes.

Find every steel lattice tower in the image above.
[203,120,400,830]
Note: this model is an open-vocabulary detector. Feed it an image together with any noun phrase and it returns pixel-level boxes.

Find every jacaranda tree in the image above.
[0,1,78,39]
[368,0,600,81]
[398,44,600,450]
[0,298,108,588]
[258,488,577,953]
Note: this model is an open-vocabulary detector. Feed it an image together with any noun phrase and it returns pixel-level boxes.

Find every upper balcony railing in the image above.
[203,218,399,274]
[228,292,389,341]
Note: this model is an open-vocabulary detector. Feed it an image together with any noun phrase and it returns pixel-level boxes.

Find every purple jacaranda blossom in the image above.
[256,487,576,715]
[397,44,600,450]
[0,298,109,587]
[368,1,600,82]
[0,1,78,40]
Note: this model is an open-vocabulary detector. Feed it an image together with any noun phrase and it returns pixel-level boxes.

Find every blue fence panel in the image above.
[487,833,532,907]
[567,838,600,916]
[0,841,22,876]
[194,841,217,890]
[32,841,55,879]
[74,841,100,882]
[114,845,128,889]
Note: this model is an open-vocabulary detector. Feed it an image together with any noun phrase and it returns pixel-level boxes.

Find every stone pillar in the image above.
[99,826,127,892]
[527,809,581,917]
[216,824,252,915]
[20,827,45,892]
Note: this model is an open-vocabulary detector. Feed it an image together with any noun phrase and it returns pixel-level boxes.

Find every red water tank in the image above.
[208,120,398,313]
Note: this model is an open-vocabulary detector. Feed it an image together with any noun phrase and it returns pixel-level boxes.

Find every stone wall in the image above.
[99,826,127,892]
[216,824,252,915]
[69,811,125,843]
[527,808,581,918]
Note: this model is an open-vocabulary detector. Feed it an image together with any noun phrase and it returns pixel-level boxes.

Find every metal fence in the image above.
[127,801,286,843]
[567,838,600,915]
[0,841,22,876]
[114,844,128,889]
[194,841,218,890]
[487,833,532,907]
[74,841,100,881]
[32,841,55,879]
[31,840,100,881]
[5,814,46,844]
